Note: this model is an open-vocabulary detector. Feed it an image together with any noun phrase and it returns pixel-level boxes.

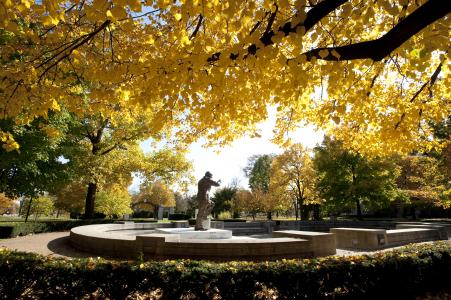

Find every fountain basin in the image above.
[155,227,233,239]
[70,222,336,261]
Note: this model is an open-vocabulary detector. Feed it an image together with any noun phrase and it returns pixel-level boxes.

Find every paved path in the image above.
[0,231,445,260]
[0,232,91,258]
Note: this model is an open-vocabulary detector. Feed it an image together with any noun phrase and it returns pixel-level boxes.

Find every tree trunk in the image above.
[351,166,362,220]
[267,211,272,220]
[154,205,159,220]
[84,182,97,219]
[294,200,299,220]
[313,204,321,220]
[24,197,32,223]
[300,205,309,220]
[355,198,363,220]
[84,126,106,219]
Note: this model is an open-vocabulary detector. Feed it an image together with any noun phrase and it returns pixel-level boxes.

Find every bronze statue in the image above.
[195,171,220,231]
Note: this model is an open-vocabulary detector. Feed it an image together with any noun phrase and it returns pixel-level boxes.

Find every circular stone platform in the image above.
[69,222,337,261]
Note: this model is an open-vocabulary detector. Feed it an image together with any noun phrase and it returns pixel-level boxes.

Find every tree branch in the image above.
[207,0,348,63]
[37,20,112,82]
[189,14,204,40]
[303,0,450,61]
[394,62,443,129]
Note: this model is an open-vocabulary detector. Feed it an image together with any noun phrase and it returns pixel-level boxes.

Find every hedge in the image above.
[0,242,449,299]
[0,219,117,238]
[168,213,191,220]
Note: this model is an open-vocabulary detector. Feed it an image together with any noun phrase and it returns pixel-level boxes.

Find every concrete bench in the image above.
[387,228,444,246]
[137,235,314,260]
[330,228,388,250]
[272,230,336,256]
[224,222,269,235]
[396,223,449,239]
[330,227,446,250]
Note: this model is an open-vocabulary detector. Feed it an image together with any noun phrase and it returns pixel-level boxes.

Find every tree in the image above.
[233,189,263,221]
[244,154,275,219]
[211,186,238,218]
[64,109,165,218]
[174,192,189,213]
[396,155,447,208]
[0,193,14,214]
[95,184,132,218]
[2,0,449,158]
[53,182,87,215]
[313,137,405,219]
[70,140,146,218]
[133,181,175,217]
[260,188,293,219]
[68,130,193,218]
[20,196,54,220]
[245,154,274,193]
[0,115,80,214]
[270,144,319,220]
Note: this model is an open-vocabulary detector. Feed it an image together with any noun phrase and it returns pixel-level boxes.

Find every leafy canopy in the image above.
[270,143,319,218]
[313,137,405,216]
[0,0,449,155]
[95,184,132,217]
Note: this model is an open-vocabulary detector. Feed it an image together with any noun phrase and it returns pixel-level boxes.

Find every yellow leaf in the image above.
[331,49,341,59]
[174,13,182,21]
[318,49,329,59]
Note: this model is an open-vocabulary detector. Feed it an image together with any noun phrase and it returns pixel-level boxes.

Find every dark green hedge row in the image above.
[168,213,191,220]
[0,219,116,238]
[0,242,450,299]
[187,218,248,225]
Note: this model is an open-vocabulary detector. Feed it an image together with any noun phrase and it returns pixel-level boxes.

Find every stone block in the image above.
[396,223,448,239]
[272,230,336,256]
[386,228,443,246]
[330,228,387,250]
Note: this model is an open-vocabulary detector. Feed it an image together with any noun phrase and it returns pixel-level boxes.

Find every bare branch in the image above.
[303,0,450,61]
[395,62,443,129]
[37,20,112,82]
[207,0,348,63]
[189,14,204,40]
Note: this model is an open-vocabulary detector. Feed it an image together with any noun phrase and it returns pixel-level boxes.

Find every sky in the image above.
[131,108,324,194]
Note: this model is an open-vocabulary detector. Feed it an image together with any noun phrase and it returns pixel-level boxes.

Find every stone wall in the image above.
[223,220,397,235]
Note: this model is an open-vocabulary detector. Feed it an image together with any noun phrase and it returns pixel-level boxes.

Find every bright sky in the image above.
[132,108,323,194]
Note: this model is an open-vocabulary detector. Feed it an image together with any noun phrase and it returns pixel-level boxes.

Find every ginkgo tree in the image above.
[270,143,319,220]
[0,0,449,157]
[0,193,14,214]
[133,181,175,217]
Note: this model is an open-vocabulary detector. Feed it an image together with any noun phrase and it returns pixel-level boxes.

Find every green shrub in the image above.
[0,219,116,238]
[0,242,449,299]
[217,211,232,219]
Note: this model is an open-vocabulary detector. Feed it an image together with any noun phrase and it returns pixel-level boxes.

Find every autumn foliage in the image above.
[0,0,449,156]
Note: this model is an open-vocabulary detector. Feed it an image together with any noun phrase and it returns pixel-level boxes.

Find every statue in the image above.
[195,171,220,231]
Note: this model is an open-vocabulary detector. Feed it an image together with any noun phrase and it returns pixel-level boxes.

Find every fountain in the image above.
[70,172,336,260]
